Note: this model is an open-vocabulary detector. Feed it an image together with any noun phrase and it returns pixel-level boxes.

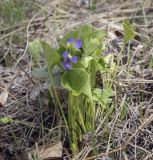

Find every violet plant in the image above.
[30,25,113,153]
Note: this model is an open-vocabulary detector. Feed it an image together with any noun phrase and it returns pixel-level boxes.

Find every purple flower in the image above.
[66,37,82,49]
[62,50,78,70]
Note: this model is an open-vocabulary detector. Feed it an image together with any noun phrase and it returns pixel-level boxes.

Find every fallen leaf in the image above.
[132,65,141,74]
[28,141,63,160]
[0,90,8,107]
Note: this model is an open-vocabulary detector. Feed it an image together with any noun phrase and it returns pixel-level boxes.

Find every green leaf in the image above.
[51,67,62,87]
[96,57,106,70]
[101,88,113,104]
[61,68,89,96]
[79,25,93,38]
[28,39,41,63]
[93,88,103,105]
[32,67,48,78]
[82,76,92,98]
[83,38,98,56]
[41,41,60,70]
[83,30,105,56]
[81,56,93,68]
[119,104,128,120]
[90,59,99,87]
[60,25,93,46]
[123,21,135,44]
[90,30,105,41]
[73,61,84,69]
[93,88,113,106]
[0,117,12,124]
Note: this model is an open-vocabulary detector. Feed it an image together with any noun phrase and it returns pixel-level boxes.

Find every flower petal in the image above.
[70,56,78,63]
[62,50,69,59]
[63,62,72,70]
[66,37,74,44]
[74,39,82,49]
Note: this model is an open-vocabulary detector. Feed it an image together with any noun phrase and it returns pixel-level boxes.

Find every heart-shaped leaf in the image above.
[61,68,90,96]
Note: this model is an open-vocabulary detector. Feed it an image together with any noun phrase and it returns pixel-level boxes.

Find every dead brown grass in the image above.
[0,0,153,159]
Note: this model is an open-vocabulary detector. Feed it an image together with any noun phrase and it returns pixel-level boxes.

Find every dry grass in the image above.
[0,0,153,159]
